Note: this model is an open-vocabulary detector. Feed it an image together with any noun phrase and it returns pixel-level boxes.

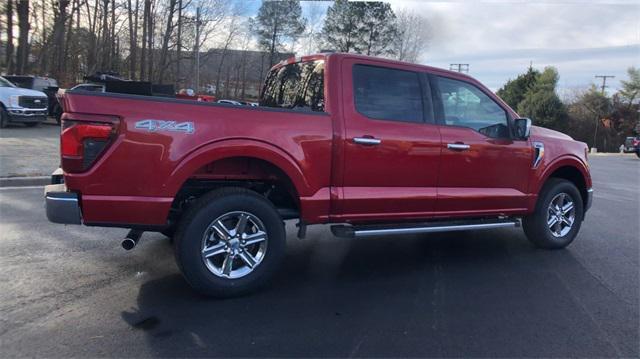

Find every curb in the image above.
[0,176,50,188]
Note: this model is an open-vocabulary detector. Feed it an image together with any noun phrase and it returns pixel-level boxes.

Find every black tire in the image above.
[0,107,7,128]
[523,178,584,249]
[173,187,286,297]
[161,226,176,239]
[54,105,62,125]
[636,149,640,159]
[24,122,39,127]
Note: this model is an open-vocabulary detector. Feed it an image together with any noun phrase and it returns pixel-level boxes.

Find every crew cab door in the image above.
[335,58,441,221]
[430,74,532,215]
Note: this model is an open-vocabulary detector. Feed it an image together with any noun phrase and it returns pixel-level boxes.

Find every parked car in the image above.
[0,76,48,128]
[217,99,243,106]
[238,101,259,107]
[632,137,640,158]
[70,83,105,92]
[45,53,593,297]
[176,89,216,103]
[4,75,59,117]
[623,137,637,152]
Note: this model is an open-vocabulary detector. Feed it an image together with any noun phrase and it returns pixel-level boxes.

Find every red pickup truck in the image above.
[45,53,593,297]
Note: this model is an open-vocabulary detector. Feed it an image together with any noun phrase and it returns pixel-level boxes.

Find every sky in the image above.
[241,0,639,94]
[387,0,640,94]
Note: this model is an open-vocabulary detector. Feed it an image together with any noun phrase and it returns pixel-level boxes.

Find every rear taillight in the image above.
[61,120,117,173]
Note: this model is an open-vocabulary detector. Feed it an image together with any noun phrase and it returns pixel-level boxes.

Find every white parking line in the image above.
[0,185,45,190]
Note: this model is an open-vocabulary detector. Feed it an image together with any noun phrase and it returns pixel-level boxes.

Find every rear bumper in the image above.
[44,183,82,225]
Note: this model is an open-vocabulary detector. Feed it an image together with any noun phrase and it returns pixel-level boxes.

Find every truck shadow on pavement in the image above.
[121,229,637,357]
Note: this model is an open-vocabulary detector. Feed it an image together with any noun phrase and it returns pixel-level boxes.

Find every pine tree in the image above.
[517,67,568,131]
[360,2,397,56]
[321,0,365,53]
[496,66,540,110]
[321,0,397,56]
[250,0,306,67]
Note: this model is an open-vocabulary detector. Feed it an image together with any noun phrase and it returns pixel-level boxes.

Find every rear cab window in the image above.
[260,60,325,112]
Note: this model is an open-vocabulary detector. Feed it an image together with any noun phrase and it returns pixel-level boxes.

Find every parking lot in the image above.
[0,153,638,357]
[0,123,59,178]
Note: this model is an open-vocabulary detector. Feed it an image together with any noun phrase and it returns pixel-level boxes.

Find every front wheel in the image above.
[523,178,584,249]
[173,187,286,297]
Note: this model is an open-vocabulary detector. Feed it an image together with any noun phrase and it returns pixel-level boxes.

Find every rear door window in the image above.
[352,65,424,123]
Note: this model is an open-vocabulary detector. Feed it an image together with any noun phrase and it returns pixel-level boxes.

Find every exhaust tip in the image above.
[122,238,137,250]
[122,229,143,250]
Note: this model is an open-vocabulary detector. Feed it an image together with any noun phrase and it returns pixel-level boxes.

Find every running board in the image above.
[331,219,520,238]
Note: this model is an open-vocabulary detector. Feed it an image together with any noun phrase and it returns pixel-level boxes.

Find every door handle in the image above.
[447,143,470,151]
[353,137,381,145]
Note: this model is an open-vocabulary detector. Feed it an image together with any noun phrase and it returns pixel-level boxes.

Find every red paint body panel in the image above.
[59,53,591,228]
[337,57,441,220]
[436,126,532,213]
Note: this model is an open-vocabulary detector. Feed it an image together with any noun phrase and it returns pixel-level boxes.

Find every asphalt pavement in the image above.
[0,155,638,357]
[0,123,60,178]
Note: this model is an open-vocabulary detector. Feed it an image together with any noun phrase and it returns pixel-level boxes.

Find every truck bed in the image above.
[61,90,334,227]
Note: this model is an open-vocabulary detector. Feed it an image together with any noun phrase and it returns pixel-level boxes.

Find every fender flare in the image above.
[533,155,590,195]
[164,138,311,198]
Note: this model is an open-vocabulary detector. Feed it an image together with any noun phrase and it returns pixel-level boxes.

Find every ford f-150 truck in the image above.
[0,76,49,127]
[45,53,593,297]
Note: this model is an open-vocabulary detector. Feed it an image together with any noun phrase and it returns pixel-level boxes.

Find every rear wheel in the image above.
[24,122,39,127]
[523,178,583,249]
[173,187,286,297]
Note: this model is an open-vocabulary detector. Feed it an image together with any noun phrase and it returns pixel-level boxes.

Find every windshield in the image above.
[3,76,34,89]
[0,77,16,88]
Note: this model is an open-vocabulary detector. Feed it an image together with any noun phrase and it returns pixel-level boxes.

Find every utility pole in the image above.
[194,5,201,93]
[595,75,615,95]
[176,0,182,89]
[449,63,469,73]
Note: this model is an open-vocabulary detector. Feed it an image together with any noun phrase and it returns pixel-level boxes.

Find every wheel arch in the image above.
[536,156,591,208]
[165,139,310,203]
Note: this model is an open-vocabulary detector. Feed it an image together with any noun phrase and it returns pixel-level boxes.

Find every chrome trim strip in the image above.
[353,221,518,238]
[532,142,545,168]
[45,196,77,202]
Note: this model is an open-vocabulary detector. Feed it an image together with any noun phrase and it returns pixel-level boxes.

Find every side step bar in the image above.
[331,219,520,238]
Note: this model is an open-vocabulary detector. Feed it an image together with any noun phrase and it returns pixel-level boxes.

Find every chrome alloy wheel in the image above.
[547,193,576,238]
[201,211,268,279]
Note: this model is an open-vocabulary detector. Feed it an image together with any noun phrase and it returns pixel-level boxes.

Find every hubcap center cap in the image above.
[229,238,240,251]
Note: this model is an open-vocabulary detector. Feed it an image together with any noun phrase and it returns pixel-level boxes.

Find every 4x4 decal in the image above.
[134,119,195,134]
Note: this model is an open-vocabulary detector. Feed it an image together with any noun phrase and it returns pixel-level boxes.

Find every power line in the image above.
[449,63,469,73]
[595,75,615,94]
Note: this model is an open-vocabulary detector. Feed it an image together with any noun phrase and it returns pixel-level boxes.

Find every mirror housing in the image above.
[514,118,532,139]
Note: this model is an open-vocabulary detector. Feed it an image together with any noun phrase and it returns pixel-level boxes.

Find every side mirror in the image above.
[514,118,532,139]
